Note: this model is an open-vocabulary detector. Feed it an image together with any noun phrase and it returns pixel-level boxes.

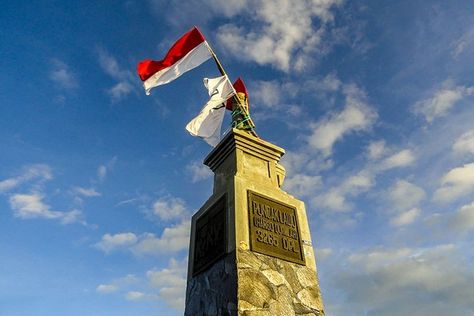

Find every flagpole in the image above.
[206,44,258,137]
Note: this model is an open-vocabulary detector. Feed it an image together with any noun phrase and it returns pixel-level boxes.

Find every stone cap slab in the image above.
[204,128,285,172]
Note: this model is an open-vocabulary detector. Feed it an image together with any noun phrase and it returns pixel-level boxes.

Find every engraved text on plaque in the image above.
[248,191,305,265]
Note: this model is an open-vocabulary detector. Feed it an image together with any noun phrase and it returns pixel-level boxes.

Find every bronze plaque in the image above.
[193,196,227,276]
[248,191,305,265]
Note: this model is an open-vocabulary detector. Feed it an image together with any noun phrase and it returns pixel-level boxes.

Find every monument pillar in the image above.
[185,128,325,316]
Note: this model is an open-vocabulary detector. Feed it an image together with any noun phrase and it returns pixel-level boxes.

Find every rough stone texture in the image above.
[185,237,325,316]
[185,251,238,316]
[237,247,324,316]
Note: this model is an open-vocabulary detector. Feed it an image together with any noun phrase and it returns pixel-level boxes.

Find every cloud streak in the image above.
[9,192,83,224]
[328,244,474,316]
[433,163,474,203]
[0,164,52,193]
[95,220,190,256]
[308,84,377,157]
[97,49,135,102]
[49,59,79,90]
[413,80,474,123]
[216,0,343,71]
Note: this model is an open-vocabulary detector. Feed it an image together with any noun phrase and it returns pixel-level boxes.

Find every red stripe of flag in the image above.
[226,77,249,110]
[137,27,206,81]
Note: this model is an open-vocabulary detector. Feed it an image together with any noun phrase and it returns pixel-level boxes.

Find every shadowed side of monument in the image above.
[185,129,324,316]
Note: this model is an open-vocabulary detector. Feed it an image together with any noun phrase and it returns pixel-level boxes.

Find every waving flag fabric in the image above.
[225,77,249,110]
[186,75,235,146]
[137,27,212,95]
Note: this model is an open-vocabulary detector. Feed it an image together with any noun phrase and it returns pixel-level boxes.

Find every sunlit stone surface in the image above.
[185,129,325,316]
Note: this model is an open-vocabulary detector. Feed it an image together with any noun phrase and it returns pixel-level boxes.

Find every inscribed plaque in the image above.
[248,191,305,265]
[193,195,227,276]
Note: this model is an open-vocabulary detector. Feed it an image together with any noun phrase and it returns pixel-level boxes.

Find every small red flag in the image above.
[226,77,249,110]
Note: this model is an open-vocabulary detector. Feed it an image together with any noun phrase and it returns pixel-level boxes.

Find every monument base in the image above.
[185,246,324,316]
[184,129,325,316]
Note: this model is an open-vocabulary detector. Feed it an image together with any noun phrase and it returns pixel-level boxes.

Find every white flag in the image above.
[186,75,235,146]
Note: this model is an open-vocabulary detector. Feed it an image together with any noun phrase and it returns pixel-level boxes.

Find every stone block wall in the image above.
[237,246,324,316]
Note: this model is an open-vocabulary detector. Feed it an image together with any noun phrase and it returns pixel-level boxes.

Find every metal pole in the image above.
[206,44,258,137]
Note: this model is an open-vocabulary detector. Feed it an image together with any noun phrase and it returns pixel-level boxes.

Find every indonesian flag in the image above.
[186,75,235,146]
[137,27,212,95]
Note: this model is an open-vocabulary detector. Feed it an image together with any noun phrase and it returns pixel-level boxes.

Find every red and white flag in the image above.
[137,27,212,95]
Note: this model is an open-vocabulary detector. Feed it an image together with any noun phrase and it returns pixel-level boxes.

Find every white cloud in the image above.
[185,161,212,183]
[316,247,333,260]
[315,190,348,211]
[385,179,424,228]
[367,140,386,160]
[125,291,146,301]
[95,220,190,256]
[425,202,474,238]
[378,149,415,171]
[94,259,187,309]
[152,196,187,221]
[387,180,425,212]
[97,166,107,181]
[0,178,20,192]
[303,145,415,214]
[313,171,374,211]
[343,172,374,192]
[96,284,118,294]
[413,80,474,122]
[451,27,474,59]
[95,274,138,295]
[147,258,187,311]
[97,157,117,182]
[308,84,377,156]
[216,0,343,71]
[433,163,474,203]
[97,48,130,81]
[280,150,311,175]
[148,0,247,28]
[60,209,83,224]
[250,73,341,114]
[449,202,474,232]
[288,148,333,171]
[95,233,138,253]
[306,72,342,93]
[97,49,135,101]
[108,82,134,102]
[72,186,101,197]
[132,220,190,256]
[2,164,86,225]
[283,174,322,197]
[115,197,142,207]
[453,130,474,156]
[251,80,282,108]
[329,245,474,315]
[10,193,56,218]
[0,164,52,193]
[49,59,78,90]
[9,192,83,224]
[390,208,421,226]
[116,274,139,286]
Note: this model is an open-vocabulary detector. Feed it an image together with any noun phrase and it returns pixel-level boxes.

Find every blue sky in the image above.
[1,1,474,315]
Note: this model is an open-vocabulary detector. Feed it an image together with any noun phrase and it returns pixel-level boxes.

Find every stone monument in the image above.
[184,128,325,316]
